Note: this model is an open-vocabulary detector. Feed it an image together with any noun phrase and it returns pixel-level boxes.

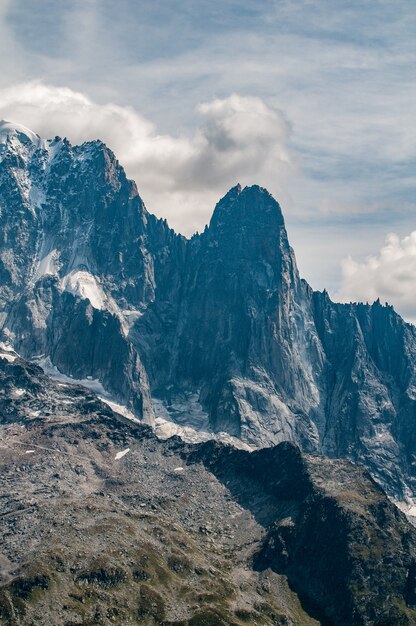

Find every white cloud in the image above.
[0,82,292,233]
[2,1,416,302]
[336,232,416,323]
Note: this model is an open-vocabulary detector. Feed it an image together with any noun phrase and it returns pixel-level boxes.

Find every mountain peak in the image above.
[226,182,242,198]
[0,120,44,163]
[0,120,41,146]
[209,183,285,235]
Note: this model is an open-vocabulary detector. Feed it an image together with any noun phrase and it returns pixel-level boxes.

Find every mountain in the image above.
[1,120,416,502]
[1,350,416,626]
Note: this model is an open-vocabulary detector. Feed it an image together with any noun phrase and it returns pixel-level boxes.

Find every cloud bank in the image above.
[0,82,292,233]
[336,232,416,323]
[1,1,416,321]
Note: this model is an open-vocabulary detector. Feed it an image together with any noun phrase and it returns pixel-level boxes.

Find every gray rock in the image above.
[1,354,416,626]
[1,121,416,500]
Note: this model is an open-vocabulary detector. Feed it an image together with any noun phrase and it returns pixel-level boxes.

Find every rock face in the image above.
[0,121,180,425]
[1,351,416,626]
[1,120,416,500]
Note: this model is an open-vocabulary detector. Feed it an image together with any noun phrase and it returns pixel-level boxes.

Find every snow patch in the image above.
[43,139,66,174]
[394,499,416,521]
[0,353,16,363]
[115,448,130,460]
[35,249,60,280]
[0,343,17,362]
[61,270,106,310]
[29,184,46,211]
[99,398,138,422]
[11,388,25,398]
[152,396,252,450]
[121,309,143,332]
[34,357,107,395]
[0,342,14,353]
[34,356,139,424]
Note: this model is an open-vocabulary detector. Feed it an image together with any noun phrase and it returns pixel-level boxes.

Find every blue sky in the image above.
[1,0,416,318]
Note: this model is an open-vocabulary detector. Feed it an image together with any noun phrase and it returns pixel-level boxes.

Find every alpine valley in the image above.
[1,120,416,626]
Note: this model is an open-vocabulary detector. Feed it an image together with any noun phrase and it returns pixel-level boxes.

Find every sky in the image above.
[0,0,416,320]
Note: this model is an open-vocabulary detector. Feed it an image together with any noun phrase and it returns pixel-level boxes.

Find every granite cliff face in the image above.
[1,120,416,500]
[137,185,324,450]
[0,121,180,424]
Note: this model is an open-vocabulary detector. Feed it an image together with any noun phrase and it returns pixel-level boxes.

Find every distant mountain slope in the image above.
[1,120,416,500]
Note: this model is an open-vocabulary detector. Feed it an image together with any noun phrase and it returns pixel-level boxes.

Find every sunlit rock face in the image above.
[137,184,326,450]
[1,120,416,499]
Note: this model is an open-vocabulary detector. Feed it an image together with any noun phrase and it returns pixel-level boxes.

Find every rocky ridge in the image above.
[0,121,416,501]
